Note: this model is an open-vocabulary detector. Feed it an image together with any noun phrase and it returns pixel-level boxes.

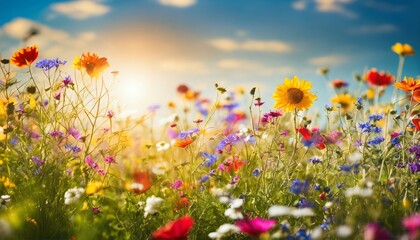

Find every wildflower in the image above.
[331,93,355,112]
[49,130,64,137]
[104,156,116,164]
[344,186,373,197]
[368,136,385,146]
[261,110,283,124]
[297,127,325,149]
[85,181,103,195]
[78,52,110,78]
[0,195,11,209]
[132,171,152,194]
[224,199,244,220]
[252,168,261,177]
[208,224,240,239]
[171,180,183,189]
[10,45,38,67]
[219,155,245,173]
[152,215,194,240]
[199,175,209,183]
[317,67,329,75]
[394,77,420,92]
[364,223,392,240]
[309,156,322,164]
[156,141,170,152]
[173,138,194,148]
[358,122,381,133]
[273,76,317,113]
[152,162,168,175]
[231,175,240,184]
[402,213,420,239]
[268,205,314,217]
[330,79,348,89]
[412,118,420,131]
[290,179,310,195]
[408,163,420,174]
[216,134,242,153]
[68,127,82,140]
[85,155,98,169]
[35,58,66,71]
[365,68,394,86]
[64,144,81,153]
[31,156,45,167]
[64,187,84,205]
[369,114,384,122]
[200,152,218,167]
[392,42,415,56]
[235,218,276,238]
[62,75,73,87]
[144,195,164,217]
[254,97,265,106]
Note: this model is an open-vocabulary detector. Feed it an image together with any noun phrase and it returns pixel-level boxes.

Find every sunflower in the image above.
[331,93,355,112]
[10,45,38,68]
[273,76,317,113]
[79,52,109,78]
[392,43,415,56]
[394,77,420,92]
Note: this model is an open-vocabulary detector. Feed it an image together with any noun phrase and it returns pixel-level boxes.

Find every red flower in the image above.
[174,137,194,148]
[132,171,152,194]
[235,218,276,238]
[152,215,194,240]
[297,127,325,149]
[365,68,394,86]
[330,79,348,89]
[10,45,39,67]
[412,118,420,131]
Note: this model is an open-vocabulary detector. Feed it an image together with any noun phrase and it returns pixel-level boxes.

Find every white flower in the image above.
[209,224,240,239]
[344,186,373,198]
[268,205,314,217]
[349,152,362,163]
[336,225,353,238]
[144,195,164,217]
[268,206,292,217]
[219,196,230,204]
[130,183,144,192]
[64,187,84,205]
[224,207,243,220]
[211,188,226,197]
[230,198,244,209]
[324,201,333,209]
[156,141,170,152]
[152,162,168,175]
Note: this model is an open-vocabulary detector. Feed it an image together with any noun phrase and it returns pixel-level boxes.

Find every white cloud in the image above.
[218,58,294,76]
[161,59,209,74]
[50,0,110,20]
[292,0,307,10]
[308,54,348,66]
[158,0,196,8]
[349,24,397,34]
[209,38,292,53]
[315,0,356,18]
[1,18,96,59]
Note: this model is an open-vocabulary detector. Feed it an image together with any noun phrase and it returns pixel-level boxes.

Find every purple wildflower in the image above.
[50,130,64,137]
[171,180,183,189]
[104,156,116,164]
[290,179,310,195]
[35,58,67,71]
[368,136,385,146]
[31,156,45,167]
[408,163,420,173]
[261,110,283,124]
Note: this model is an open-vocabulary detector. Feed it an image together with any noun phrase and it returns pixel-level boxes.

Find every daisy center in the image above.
[286,88,304,104]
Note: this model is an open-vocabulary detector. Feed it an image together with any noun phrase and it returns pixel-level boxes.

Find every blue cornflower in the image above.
[200,152,218,167]
[357,97,363,105]
[290,179,310,195]
[308,156,322,164]
[216,134,242,153]
[35,58,66,71]
[369,114,384,122]
[368,136,385,146]
[296,198,315,208]
[179,128,199,139]
[358,122,381,133]
[65,144,81,153]
[295,229,311,240]
[252,168,261,177]
[199,175,210,183]
[390,137,401,148]
[222,102,239,110]
[408,144,420,160]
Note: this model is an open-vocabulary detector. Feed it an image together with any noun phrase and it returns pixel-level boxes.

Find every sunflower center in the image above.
[286,88,304,104]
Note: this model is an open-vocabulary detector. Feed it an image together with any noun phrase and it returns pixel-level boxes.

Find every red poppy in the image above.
[10,45,38,67]
[365,68,394,86]
[152,215,194,240]
[412,118,420,131]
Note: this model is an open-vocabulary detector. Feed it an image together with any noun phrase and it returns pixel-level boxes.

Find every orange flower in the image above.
[392,43,415,56]
[412,88,420,102]
[394,77,420,93]
[365,68,394,86]
[79,52,109,78]
[10,45,38,67]
[132,171,152,194]
[177,197,190,208]
[174,137,194,148]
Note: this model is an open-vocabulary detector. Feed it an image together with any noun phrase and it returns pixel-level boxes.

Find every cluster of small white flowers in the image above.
[144,195,164,217]
[208,224,240,239]
[268,205,315,218]
[156,141,170,152]
[211,187,230,203]
[64,187,84,205]
[224,198,244,220]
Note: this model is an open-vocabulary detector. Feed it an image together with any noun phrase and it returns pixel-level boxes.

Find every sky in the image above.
[1,0,419,118]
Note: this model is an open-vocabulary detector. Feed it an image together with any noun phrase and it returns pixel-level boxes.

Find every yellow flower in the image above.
[72,56,82,70]
[402,198,411,209]
[392,42,415,56]
[366,88,375,99]
[331,93,355,112]
[272,76,317,113]
[85,181,103,195]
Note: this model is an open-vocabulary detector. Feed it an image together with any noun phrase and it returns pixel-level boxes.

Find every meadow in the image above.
[0,43,419,239]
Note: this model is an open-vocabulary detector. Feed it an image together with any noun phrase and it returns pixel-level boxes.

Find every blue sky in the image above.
[1,0,419,117]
